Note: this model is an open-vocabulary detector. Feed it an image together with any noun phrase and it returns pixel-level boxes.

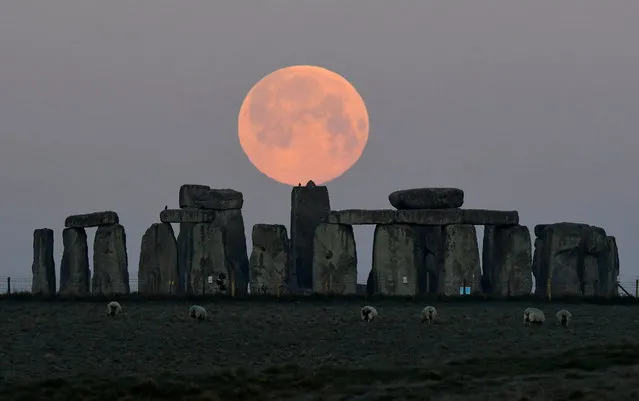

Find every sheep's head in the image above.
[106,304,118,316]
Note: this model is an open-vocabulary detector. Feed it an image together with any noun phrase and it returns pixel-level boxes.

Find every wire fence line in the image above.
[2,276,639,298]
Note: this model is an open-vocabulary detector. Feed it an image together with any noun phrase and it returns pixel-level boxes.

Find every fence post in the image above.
[7,277,10,294]
[635,279,638,297]
[547,278,551,300]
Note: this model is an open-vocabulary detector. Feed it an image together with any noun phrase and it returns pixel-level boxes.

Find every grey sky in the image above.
[1,1,638,291]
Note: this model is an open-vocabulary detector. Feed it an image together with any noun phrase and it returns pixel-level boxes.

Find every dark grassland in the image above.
[1,297,639,400]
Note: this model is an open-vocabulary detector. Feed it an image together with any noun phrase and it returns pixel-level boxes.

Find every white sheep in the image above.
[361,305,378,322]
[556,309,572,327]
[421,306,438,324]
[523,307,545,326]
[105,301,122,317]
[189,305,208,321]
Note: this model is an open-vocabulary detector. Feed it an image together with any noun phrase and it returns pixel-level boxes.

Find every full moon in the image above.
[238,65,370,186]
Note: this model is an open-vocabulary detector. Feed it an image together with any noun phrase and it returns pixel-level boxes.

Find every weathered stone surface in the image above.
[542,223,585,297]
[534,222,612,297]
[583,226,607,254]
[370,224,425,296]
[389,188,464,210]
[191,223,229,295]
[65,211,119,228]
[582,254,599,296]
[597,236,620,297]
[532,238,545,296]
[482,225,532,296]
[138,223,178,294]
[327,209,518,226]
[31,228,56,295]
[421,227,444,294]
[462,210,519,225]
[534,224,549,239]
[92,224,130,294]
[312,224,357,295]
[213,209,249,295]
[160,208,215,223]
[176,223,194,294]
[59,228,90,295]
[179,184,211,209]
[192,189,244,210]
[441,224,481,296]
[291,184,331,289]
[249,224,290,295]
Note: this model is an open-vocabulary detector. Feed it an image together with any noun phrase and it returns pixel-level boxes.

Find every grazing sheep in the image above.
[361,306,378,322]
[105,301,122,317]
[189,305,208,321]
[421,306,438,324]
[523,307,545,326]
[556,309,572,327]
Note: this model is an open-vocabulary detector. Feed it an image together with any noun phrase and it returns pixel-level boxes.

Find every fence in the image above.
[3,276,639,298]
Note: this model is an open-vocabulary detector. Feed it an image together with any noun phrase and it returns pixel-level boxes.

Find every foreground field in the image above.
[1,300,638,400]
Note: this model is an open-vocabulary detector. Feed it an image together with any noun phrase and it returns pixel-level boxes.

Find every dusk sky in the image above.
[1,1,637,291]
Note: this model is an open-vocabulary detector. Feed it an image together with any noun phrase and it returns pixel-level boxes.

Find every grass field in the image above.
[1,299,639,400]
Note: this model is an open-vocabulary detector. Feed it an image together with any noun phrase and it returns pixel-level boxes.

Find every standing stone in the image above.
[482,225,532,296]
[213,209,249,295]
[249,224,290,295]
[542,223,584,297]
[59,228,90,295]
[191,223,229,295]
[582,226,607,296]
[532,237,547,296]
[92,224,130,295]
[534,222,610,297]
[597,236,620,296]
[176,222,194,293]
[312,223,357,295]
[441,224,481,296]
[290,181,331,290]
[138,223,178,294]
[31,228,56,295]
[388,188,464,210]
[421,226,444,294]
[370,224,425,296]
[583,226,608,254]
[582,254,600,296]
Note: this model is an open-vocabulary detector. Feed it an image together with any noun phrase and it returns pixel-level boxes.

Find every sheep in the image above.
[556,309,572,327]
[523,307,545,326]
[421,306,438,324]
[361,305,378,322]
[189,305,208,321]
[105,301,122,317]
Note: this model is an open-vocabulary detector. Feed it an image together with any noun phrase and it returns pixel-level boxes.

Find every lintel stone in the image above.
[160,209,215,223]
[327,209,518,226]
